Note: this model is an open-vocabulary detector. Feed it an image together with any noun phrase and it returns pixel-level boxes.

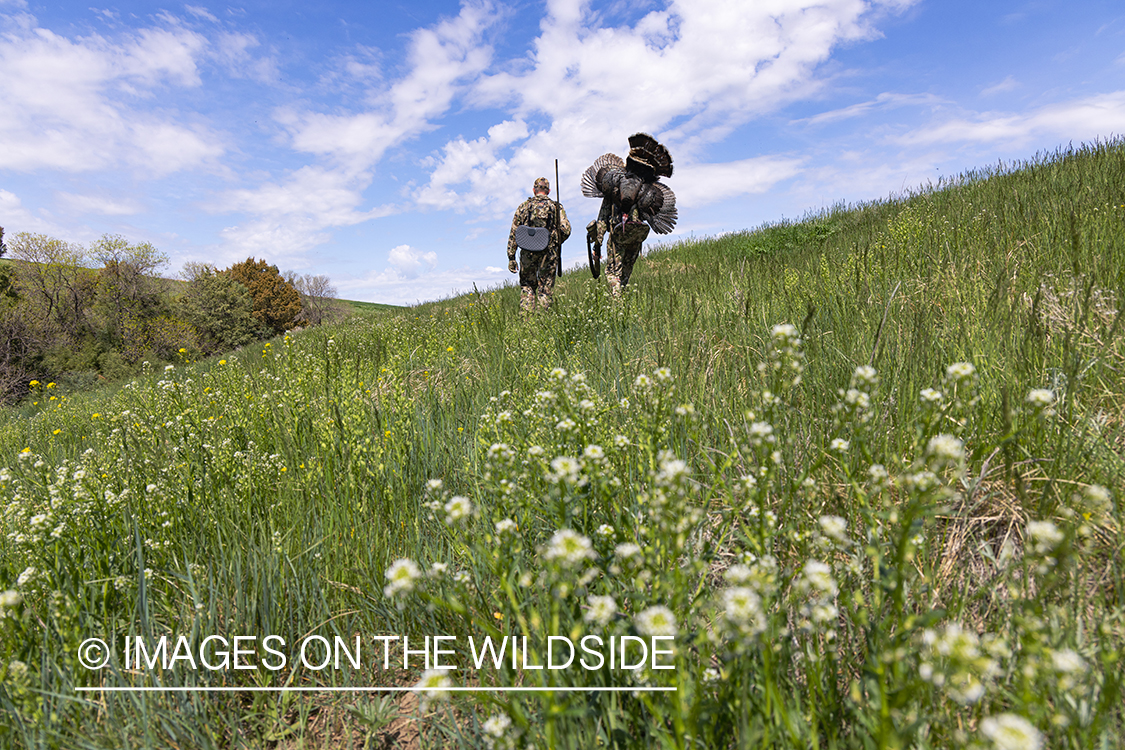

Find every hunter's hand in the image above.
[508,258,519,274]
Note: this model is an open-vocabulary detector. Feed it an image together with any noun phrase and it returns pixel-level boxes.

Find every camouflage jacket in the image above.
[507,196,571,259]
[595,196,650,247]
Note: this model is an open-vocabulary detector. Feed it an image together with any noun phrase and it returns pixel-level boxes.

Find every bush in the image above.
[179,266,263,353]
[226,258,302,335]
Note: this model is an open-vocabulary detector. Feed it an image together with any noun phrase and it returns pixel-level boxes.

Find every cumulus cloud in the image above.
[209,166,398,265]
[0,9,224,175]
[387,244,438,277]
[413,0,917,217]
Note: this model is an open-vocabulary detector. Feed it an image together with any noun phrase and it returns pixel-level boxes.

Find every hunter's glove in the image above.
[508,258,519,274]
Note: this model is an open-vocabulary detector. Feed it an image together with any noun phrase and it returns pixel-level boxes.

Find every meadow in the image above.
[0,140,1122,749]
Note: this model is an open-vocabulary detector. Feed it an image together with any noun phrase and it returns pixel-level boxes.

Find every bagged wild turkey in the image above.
[581,133,677,234]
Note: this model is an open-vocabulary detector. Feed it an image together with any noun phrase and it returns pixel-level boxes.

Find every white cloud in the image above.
[673,156,806,207]
[796,92,945,126]
[185,5,219,24]
[0,189,66,235]
[56,192,142,216]
[980,75,1018,97]
[414,0,918,219]
[209,166,398,265]
[387,244,439,277]
[335,263,511,306]
[0,10,223,175]
[280,0,500,166]
[896,91,1125,147]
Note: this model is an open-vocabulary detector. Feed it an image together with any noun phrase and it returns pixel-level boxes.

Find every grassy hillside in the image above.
[0,141,1122,749]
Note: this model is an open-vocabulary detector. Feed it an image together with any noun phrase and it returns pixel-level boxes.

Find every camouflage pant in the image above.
[605,224,648,297]
[519,246,558,312]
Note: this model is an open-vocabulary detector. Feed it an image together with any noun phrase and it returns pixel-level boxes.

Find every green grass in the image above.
[0,140,1122,749]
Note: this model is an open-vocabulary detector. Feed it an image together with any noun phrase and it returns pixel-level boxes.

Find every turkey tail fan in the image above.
[627,132,673,179]
[581,153,624,197]
[646,182,677,234]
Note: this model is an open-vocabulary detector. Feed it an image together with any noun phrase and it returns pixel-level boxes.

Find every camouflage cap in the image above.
[533,177,550,193]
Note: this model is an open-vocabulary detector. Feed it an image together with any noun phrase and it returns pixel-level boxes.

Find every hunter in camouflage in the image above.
[590,200,650,297]
[507,177,571,313]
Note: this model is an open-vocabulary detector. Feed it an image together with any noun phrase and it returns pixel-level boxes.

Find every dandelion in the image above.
[584,595,618,626]
[980,714,1042,750]
[636,606,677,637]
[542,529,596,568]
[383,558,422,598]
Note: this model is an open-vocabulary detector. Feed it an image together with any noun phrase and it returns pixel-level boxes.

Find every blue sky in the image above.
[2,0,1123,305]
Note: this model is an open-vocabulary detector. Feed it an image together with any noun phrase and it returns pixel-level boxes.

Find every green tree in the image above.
[7,232,97,339]
[226,257,302,335]
[90,234,169,343]
[179,263,262,353]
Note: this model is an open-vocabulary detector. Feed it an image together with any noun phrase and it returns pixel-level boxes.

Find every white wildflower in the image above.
[818,515,849,545]
[443,495,472,525]
[584,595,617,626]
[980,713,1042,750]
[635,606,677,637]
[1026,520,1064,555]
[542,529,596,568]
[383,559,422,598]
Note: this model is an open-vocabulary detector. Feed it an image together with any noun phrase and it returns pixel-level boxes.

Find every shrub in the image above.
[226,258,302,335]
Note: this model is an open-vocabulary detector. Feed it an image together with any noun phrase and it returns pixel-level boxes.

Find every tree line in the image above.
[0,227,346,404]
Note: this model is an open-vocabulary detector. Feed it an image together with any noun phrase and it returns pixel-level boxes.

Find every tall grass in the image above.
[1,140,1122,749]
